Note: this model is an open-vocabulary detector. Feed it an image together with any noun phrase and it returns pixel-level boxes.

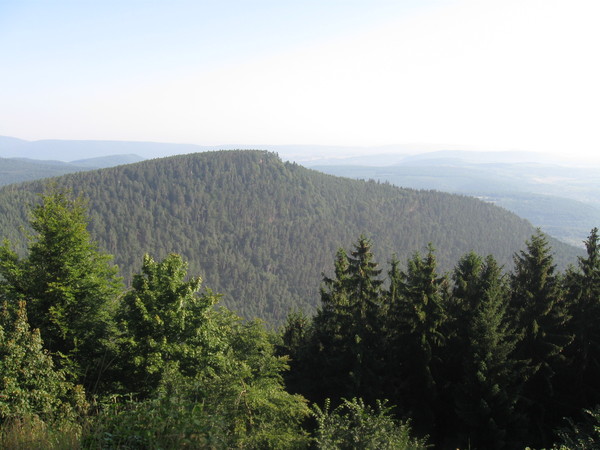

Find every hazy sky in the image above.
[1,0,599,160]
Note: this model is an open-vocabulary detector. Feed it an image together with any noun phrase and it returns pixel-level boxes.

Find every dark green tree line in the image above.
[282,232,600,449]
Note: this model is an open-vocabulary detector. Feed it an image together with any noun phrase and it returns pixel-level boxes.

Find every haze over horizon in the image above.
[1,1,599,162]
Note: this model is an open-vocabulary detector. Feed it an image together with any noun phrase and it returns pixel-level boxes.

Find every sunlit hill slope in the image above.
[0,150,581,323]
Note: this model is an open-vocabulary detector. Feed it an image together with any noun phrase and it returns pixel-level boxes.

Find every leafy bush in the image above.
[82,392,226,449]
[312,398,428,449]
[84,352,310,449]
[0,301,87,424]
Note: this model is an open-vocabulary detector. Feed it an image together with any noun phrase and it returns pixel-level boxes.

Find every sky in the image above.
[1,0,599,161]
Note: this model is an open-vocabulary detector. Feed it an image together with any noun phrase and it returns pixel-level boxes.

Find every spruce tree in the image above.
[278,310,311,395]
[0,188,123,388]
[450,254,524,449]
[387,244,447,436]
[309,237,385,403]
[345,236,385,401]
[510,230,573,446]
[563,228,600,410]
[308,248,354,402]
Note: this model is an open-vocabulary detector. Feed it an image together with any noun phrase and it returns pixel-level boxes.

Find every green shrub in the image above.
[82,393,226,449]
[312,398,428,449]
[0,301,87,424]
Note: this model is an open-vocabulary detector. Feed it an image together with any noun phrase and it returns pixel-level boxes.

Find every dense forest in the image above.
[0,154,144,187]
[0,150,581,324]
[311,160,600,249]
[0,157,93,186]
[0,189,599,448]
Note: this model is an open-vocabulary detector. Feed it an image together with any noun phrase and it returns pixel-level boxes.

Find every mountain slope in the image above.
[0,156,146,187]
[312,161,600,247]
[0,135,206,160]
[0,151,581,324]
[0,157,93,186]
[70,154,145,168]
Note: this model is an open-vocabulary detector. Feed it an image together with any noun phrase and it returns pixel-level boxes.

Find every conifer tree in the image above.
[309,237,385,403]
[308,248,353,402]
[381,254,405,410]
[0,188,123,387]
[387,255,403,307]
[278,310,311,395]
[387,244,447,435]
[345,236,385,401]
[450,254,524,449]
[563,227,600,410]
[510,230,573,446]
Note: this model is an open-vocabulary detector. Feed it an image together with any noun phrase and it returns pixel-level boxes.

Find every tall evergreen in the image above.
[278,310,311,396]
[345,236,385,401]
[307,248,353,402]
[308,237,385,403]
[387,244,447,436]
[0,188,123,387]
[563,227,600,410]
[510,230,573,447]
[449,253,524,449]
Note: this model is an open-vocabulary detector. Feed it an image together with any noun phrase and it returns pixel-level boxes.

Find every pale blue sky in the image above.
[1,0,599,160]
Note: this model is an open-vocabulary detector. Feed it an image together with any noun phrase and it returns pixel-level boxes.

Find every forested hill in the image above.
[0,150,581,323]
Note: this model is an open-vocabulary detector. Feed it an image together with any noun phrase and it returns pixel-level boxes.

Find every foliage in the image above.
[563,228,600,410]
[0,188,123,387]
[282,232,598,448]
[114,252,310,446]
[82,392,227,449]
[309,237,386,403]
[312,161,600,252]
[552,406,600,449]
[312,398,428,449]
[387,244,448,433]
[0,171,598,448]
[88,312,310,449]
[197,312,310,448]
[449,253,525,448]
[116,253,218,396]
[510,230,573,446]
[0,301,86,425]
[0,414,81,450]
[0,157,94,188]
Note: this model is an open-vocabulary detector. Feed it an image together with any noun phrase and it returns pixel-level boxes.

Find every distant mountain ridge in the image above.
[0,157,93,186]
[0,155,146,187]
[0,150,581,324]
[2,135,597,248]
[0,135,191,161]
[70,154,145,168]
